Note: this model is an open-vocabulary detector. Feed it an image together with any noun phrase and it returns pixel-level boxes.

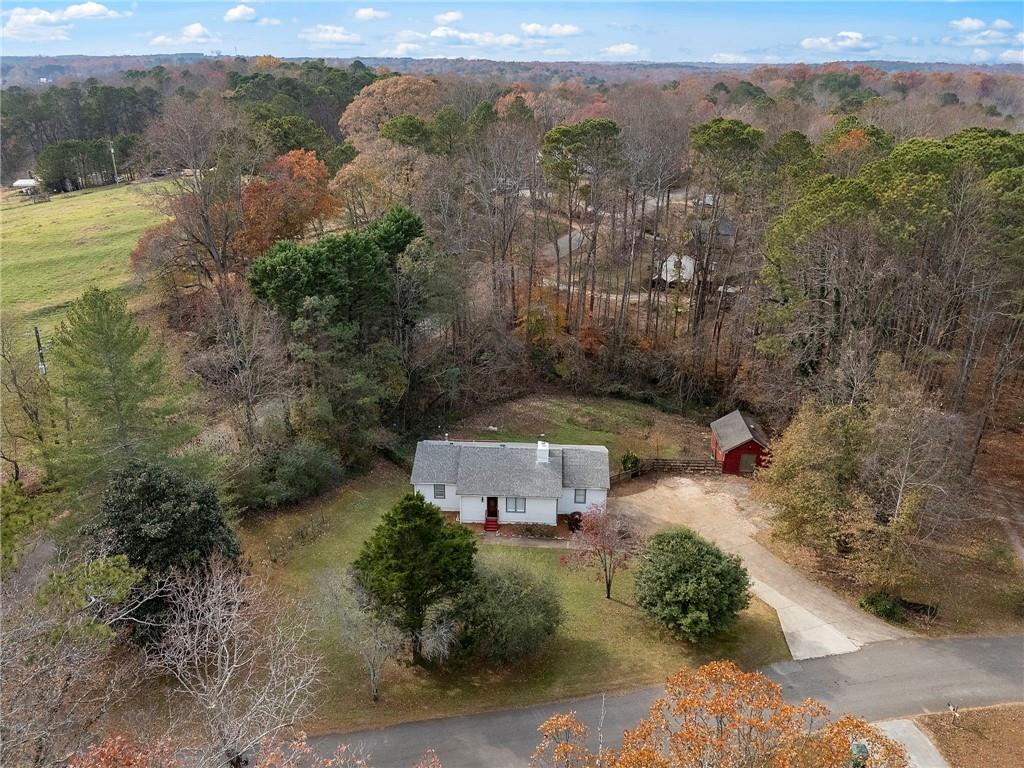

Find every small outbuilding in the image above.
[710,410,769,475]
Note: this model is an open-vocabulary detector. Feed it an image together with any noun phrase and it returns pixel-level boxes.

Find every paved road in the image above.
[313,634,1024,768]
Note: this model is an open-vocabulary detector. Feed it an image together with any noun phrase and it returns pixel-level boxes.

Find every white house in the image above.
[410,440,610,528]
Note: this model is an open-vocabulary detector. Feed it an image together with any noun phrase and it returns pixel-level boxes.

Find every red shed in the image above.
[710,410,769,475]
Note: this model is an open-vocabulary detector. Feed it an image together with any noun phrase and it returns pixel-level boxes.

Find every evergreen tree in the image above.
[47,288,191,496]
[353,492,476,661]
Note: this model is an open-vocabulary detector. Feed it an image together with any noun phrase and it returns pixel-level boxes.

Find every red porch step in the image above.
[484,518,499,532]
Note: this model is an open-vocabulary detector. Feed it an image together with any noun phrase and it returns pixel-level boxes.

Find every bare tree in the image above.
[151,558,321,768]
[187,289,292,445]
[320,574,405,703]
[1,556,164,768]
[564,502,643,599]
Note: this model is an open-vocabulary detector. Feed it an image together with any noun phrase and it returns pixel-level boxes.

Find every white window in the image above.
[574,488,587,504]
[505,497,526,513]
[433,484,446,499]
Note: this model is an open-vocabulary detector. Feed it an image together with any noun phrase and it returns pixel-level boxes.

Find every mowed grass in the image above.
[242,461,789,734]
[0,183,166,329]
[451,394,712,468]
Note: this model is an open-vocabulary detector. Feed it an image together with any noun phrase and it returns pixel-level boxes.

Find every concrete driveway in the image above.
[609,474,910,659]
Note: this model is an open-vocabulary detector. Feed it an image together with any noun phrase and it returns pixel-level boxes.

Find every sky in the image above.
[2,1,1023,65]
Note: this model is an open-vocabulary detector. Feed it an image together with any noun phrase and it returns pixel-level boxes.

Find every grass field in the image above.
[450,394,712,468]
[242,455,789,734]
[0,183,165,329]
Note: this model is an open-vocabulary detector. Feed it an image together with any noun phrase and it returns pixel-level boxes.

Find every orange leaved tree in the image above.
[532,661,908,768]
[234,149,338,262]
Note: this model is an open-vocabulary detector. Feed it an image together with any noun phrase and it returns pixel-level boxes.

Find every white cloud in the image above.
[434,11,463,25]
[970,47,992,61]
[943,29,1010,47]
[257,18,281,27]
[712,52,753,63]
[1018,32,1024,44]
[991,19,1013,30]
[800,30,876,52]
[1000,48,1024,64]
[543,47,570,56]
[949,17,986,32]
[355,7,389,21]
[381,42,421,56]
[2,2,122,41]
[151,22,219,46]
[223,4,256,23]
[298,24,361,44]
[520,23,580,37]
[430,26,521,47]
[602,42,640,56]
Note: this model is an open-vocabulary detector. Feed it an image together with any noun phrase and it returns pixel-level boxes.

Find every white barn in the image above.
[410,440,610,528]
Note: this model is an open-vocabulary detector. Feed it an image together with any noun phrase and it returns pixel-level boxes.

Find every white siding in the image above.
[458,495,558,525]
[412,483,459,512]
[557,487,608,514]
[503,496,557,525]
[459,495,486,522]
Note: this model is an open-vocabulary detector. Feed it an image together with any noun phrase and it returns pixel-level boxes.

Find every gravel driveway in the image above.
[609,474,911,659]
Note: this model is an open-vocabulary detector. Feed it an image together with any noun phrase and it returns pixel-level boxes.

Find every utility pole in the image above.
[33,326,47,375]
[109,140,119,184]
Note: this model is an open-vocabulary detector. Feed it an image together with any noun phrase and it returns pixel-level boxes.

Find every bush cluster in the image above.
[223,438,343,512]
[635,528,750,642]
[450,563,563,664]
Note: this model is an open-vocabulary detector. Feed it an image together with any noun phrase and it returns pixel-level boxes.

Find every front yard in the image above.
[916,704,1024,768]
[241,460,789,734]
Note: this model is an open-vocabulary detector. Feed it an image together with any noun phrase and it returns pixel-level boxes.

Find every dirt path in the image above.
[609,474,911,659]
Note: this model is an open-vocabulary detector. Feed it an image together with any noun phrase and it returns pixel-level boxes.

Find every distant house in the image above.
[411,440,610,530]
[710,410,769,474]
[12,179,38,194]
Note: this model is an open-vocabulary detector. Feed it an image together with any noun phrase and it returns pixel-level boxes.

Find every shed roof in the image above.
[710,410,769,452]
[411,440,610,497]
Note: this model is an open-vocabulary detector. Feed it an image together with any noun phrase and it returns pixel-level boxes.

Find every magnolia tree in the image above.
[531,661,909,768]
[563,502,642,599]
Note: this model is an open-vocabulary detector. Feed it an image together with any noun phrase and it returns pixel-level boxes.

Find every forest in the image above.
[1,53,1022,766]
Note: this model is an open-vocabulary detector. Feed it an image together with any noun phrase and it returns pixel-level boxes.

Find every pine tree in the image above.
[47,288,191,497]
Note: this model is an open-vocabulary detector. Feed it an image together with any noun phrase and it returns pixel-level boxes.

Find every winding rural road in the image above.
[314,634,1024,768]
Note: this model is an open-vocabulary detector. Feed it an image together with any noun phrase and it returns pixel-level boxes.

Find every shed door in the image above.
[739,453,756,474]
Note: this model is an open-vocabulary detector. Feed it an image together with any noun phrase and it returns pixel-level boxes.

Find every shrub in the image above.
[515,522,558,539]
[621,450,641,472]
[221,438,342,512]
[453,563,563,663]
[266,439,343,505]
[634,529,750,642]
[859,591,904,623]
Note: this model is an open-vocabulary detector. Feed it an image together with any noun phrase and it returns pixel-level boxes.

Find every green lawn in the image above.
[450,394,712,468]
[242,461,789,734]
[1,183,166,329]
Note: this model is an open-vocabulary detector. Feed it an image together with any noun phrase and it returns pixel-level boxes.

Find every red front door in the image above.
[486,497,498,519]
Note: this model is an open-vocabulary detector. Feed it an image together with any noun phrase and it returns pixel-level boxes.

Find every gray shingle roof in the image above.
[410,441,460,484]
[411,440,610,497]
[710,410,769,452]
[561,446,610,490]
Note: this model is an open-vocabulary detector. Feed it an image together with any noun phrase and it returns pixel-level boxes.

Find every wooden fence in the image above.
[610,456,720,485]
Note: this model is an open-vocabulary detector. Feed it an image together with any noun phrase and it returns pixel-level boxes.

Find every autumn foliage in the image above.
[70,736,179,768]
[531,661,908,768]
[234,150,338,261]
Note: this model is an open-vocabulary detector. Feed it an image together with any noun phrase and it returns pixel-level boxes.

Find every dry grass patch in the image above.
[916,704,1024,768]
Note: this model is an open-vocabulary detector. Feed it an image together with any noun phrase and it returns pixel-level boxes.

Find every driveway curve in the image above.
[609,474,910,659]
